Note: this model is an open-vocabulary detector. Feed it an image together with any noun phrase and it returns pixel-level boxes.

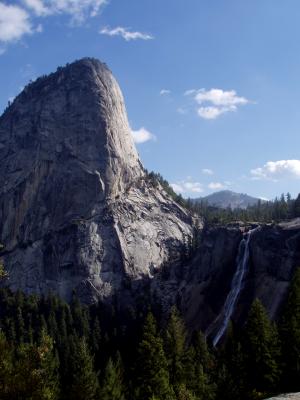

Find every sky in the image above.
[1,0,300,200]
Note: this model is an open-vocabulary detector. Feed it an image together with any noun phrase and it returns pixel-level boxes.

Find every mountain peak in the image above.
[0,59,193,303]
[200,190,262,209]
[1,57,142,200]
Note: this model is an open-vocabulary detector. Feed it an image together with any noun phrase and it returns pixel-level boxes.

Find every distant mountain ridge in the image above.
[197,190,263,209]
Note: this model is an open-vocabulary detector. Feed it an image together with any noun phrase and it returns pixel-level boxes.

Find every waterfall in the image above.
[212,227,259,347]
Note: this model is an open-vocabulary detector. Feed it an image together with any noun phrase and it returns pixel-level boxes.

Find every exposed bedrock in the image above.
[178,220,300,333]
[0,58,194,302]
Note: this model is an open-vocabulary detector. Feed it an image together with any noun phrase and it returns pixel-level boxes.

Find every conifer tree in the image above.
[0,331,13,399]
[135,312,173,400]
[12,333,60,399]
[279,267,300,391]
[99,352,125,400]
[66,336,99,400]
[242,299,280,396]
[164,307,187,393]
[216,323,246,400]
[90,316,101,355]
[188,331,215,399]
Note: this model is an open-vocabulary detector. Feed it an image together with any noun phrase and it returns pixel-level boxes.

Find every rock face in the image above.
[179,221,300,334]
[0,58,194,302]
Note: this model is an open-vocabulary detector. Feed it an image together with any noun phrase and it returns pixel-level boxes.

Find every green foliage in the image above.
[11,333,60,399]
[242,299,280,396]
[0,331,13,399]
[65,336,99,400]
[99,352,125,400]
[215,324,246,400]
[0,285,297,399]
[189,331,216,399]
[135,312,174,400]
[279,267,300,391]
[0,260,8,280]
[164,307,187,391]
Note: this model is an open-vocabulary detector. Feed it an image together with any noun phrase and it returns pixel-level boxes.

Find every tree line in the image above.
[0,268,299,399]
[146,171,300,224]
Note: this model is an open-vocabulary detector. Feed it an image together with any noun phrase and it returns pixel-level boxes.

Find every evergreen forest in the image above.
[0,268,299,400]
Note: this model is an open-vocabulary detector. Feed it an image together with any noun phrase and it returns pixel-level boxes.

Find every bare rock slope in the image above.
[0,58,194,302]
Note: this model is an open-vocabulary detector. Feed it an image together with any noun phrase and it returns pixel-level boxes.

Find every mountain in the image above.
[1,58,300,342]
[199,190,263,209]
[0,58,195,303]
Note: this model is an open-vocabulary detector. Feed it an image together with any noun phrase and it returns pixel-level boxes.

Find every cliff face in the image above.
[0,58,194,302]
[179,220,300,334]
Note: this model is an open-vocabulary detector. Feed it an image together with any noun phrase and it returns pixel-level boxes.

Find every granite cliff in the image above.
[0,58,194,303]
[177,220,300,337]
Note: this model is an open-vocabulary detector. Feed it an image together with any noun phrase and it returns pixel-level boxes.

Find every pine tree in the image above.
[242,299,280,396]
[90,316,101,355]
[135,312,173,400]
[164,307,187,393]
[294,194,300,217]
[216,323,246,400]
[66,336,99,400]
[188,331,215,399]
[16,306,25,343]
[191,331,213,373]
[0,331,13,399]
[99,352,125,400]
[12,333,60,399]
[279,267,300,391]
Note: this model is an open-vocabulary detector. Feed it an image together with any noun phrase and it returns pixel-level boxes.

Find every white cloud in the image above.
[186,88,250,120]
[131,127,156,144]
[197,106,236,120]
[170,183,184,194]
[195,88,249,107]
[23,0,48,16]
[0,0,107,50]
[171,180,204,195]
[202,168,214,175]
[251,160,300,180]
[160,89,171,96]
[0,3,32,43]
[100,26,153,41]
[24,0,107,23]
[208,182,226,190]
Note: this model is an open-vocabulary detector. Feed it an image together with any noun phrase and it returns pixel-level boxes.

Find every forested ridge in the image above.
[0,269,299,400]
[147,171,300,224]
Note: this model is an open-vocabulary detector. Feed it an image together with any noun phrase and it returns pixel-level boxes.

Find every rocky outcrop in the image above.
[0,58,195,303]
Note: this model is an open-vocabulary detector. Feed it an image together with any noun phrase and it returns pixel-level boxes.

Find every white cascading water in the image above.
[213,227,259,347]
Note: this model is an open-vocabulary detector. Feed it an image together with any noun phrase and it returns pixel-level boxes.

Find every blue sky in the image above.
[1,0,300,199]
